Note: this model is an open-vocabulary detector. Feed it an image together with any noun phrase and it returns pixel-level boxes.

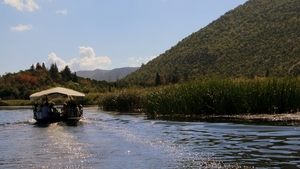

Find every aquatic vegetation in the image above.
[84,93,104,105]
[144,77,300,117]
[98,88,144,112]
[98,77,300,117]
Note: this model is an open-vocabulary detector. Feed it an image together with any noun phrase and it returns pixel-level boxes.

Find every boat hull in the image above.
[34,111,83,123]
[60,116,83,123]
[34,116,82,123]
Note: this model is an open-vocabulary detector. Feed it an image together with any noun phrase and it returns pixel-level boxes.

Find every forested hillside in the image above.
[122,0,300,85]
[0,63,110,100]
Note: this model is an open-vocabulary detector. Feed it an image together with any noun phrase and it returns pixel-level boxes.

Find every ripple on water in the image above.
[0,107,300,168]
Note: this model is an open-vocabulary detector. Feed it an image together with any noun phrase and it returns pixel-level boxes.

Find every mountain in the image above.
[76,69,110,80]
[121,0,300,85]
[76,67,139,81]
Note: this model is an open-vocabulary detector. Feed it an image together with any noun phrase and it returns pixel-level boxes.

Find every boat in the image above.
[29,87,85,123]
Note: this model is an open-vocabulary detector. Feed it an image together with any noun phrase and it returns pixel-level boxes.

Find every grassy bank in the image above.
[0,99,32,106]
[99,77,300,117]
[0,92,103,106]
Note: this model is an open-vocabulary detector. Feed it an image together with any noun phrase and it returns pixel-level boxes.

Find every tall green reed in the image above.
[144,77,300,116]
[98,88,144,111]
[98,77,300,116]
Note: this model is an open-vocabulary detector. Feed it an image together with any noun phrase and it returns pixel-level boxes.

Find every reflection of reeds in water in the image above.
[98,78,300,117]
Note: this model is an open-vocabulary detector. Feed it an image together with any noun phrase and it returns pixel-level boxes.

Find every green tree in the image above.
[72,72,78,82]
[155,72,161,86]
[49,63,60,80]
[0,87,19,99]
[36,62,42,70]
[42,63,46,70]
[30,64,35,71]
[61,66,72,81]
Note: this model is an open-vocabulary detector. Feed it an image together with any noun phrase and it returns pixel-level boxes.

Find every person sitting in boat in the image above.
[78,104,83,117]
[61,103,67,116]
[49,102,59,116]
[49,102,57,113]
[69,101,79,117]
[42,101,50,118]
[63,101,79,117]
[37,104,42,112]
[63,102,73,117]
[34,104,38,112]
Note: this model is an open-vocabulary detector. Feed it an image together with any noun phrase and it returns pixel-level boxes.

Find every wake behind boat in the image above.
[29,87,85,123]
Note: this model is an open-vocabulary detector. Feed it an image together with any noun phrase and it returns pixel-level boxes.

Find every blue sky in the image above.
[0,0,247,75]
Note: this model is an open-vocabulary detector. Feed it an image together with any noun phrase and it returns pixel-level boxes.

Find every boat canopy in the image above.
[29,87,85,101]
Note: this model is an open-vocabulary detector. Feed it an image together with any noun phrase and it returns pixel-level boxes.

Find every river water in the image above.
[0,106,299,168]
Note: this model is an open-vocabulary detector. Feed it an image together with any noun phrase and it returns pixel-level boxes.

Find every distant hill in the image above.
[76,69,110,80]
[76,67,139,81]
[122,0,300,85]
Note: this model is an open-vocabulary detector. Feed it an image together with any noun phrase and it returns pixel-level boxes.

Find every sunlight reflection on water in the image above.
[0,107,299,168]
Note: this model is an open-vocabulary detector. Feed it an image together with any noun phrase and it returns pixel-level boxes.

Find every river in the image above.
[0,106,299,168]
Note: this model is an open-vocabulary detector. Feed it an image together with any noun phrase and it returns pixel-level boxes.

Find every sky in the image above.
[0,0,248,75]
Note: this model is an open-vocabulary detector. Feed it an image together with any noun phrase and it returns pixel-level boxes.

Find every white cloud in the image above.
[10,24,33,31]
[46,47,112,72]
[46,53,67,70]
[79,46,95,59]
[55,9,67,15]
[4,0,39,12]
[128,55,157,67]
[70,46,112,71]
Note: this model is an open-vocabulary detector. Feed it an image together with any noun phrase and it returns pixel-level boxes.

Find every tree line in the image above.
[0,63,111,100]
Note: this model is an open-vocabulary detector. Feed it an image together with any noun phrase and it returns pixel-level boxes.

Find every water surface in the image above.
[0,106,299,168]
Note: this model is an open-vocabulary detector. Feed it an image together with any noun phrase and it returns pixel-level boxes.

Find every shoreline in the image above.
[2,104,300,126]
[150,112,300,126]
[203,112,300,126]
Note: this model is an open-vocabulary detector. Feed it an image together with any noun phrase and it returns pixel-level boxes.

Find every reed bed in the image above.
[98,78,300,117]
[144,78,300,117]
[98,88,145,112]
[84,93,104,105]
